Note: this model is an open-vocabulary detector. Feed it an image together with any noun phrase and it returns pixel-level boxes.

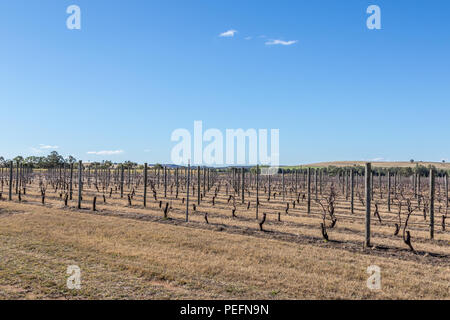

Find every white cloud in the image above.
[371,157,386,161]
[39,144,59,149]
[29,144,59,154]
[265,39,298,46]
[30,147,44,154]
[219,29,237,37]
[87,150,124,156]
[244,36,252,40]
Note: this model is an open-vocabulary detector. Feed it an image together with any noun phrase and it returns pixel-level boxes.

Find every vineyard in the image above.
[0,161,449,299]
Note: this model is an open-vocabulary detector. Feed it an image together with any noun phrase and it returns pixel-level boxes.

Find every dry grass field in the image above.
[0,168,449,300]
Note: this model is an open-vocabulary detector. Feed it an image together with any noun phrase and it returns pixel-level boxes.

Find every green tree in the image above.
[13,156,24,164]
[65,155,77,164]
[45,151,64,168]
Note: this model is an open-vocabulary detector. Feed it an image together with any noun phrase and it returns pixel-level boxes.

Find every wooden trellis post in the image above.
[394,173,397,196]
[127,167,131,189]
[176,168,179,197]
[69,163,74,200]
[417,174,421,194]
[282,169,285,201]
[314,169,318,201]
[429,168,435,239]
[157,167,160,188]
[365,163,371,248]
[186,162,190,222]
[445,173,448,209]
[378,172,381,193]
[350,169,354,214]
[8,161,13,200]
[197,166,201,205]
[344,170,349,200]
[319,169,323,195]
[256,165,259,220]
[241,168,245,204]
[120,165,124,198]
[164,166,167,198]
[143,163,148,207]
[207,168,210,191]
[370,171,374,201]
[15,160,19,194]
[387,170,391,212]
[307,167,311,214]
[203,167,206,197]
[77,160,83,209]
[295,169,298,195]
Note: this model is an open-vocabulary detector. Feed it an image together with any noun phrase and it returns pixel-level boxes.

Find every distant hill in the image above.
[296,161,450,170]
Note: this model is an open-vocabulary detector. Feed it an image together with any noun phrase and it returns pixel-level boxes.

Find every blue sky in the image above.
[1,0,449,165]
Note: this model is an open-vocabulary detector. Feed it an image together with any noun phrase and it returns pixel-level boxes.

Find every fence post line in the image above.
[143,163,148,207]
[77,160,83,209]
[365,163,371,248]
[8,161,13,200]
[429,168,435,239]
[282,169,285,201]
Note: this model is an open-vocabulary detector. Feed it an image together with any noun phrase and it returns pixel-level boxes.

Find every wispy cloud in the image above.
[87,150,124,156]
[244,36,252,40]
[39,144,59,149]
[265,39,298,46]
[30,144,59,154]
[30,147,44,154]
[219,29,237,37]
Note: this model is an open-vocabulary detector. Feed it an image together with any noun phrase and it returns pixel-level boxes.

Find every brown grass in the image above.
[0,201,448,300]
[0,171,449,300]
